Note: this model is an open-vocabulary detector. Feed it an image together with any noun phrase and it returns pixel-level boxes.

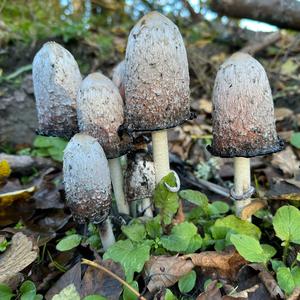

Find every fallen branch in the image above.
[211,0,300,31]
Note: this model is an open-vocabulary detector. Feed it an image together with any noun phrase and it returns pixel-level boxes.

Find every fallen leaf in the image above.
[0,186,35,207]
[199,99,212,114]
[144,255,194,292]
[0,232,38,287]
[183,250,246,279]
[240,200,267,220]
[80,259,124,299]
[271,146,299,176]
[196,280,222,300]
[275,107,294,121]
[288,287,300,300]
[0,160,11,184]
[258,269,284,299]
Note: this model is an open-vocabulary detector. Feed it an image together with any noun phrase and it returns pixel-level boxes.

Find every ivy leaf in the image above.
[56,234,82,252]
[291,132,300,149]
[160,222,202,254]
[145,216,163,239]
[154,172,179,225]
[230,234,275,264]
[104,239,151,282]
[277,267,296,295]
[0,284,14,300]
[211,215,261,240]
[178,270,196,293]
[20,281,37,300]
[273,206,300,244]
[52,284,80,300]
[123,281,139,300]
[122,223,146,242]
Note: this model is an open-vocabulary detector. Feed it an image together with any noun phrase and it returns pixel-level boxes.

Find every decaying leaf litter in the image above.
[2,2,300,300]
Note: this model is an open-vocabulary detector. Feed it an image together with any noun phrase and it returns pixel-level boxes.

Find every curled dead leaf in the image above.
[183,250,246,280]
[240,199,267,220]
[0,186,35,207]
[271,146,298,176]
[144,255,194,292]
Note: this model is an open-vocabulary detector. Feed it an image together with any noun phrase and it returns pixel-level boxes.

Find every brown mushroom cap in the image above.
[125,152,155,202]
[209,52,284,158]
[77,72,131,159]
[63,133,111,224]
[32,41,81,139]
[124,11,190,131]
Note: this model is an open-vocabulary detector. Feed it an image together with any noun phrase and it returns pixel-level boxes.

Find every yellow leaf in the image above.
[0,186,35,207]
[0,160,11,179]
[281,59,298,76]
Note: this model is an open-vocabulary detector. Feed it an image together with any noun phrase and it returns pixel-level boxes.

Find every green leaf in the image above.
[291,132,300,149]
[145,216,162,239]
[0,284,14,300]
[104,239,151,282]
[277,267,295,295]
[230,234,273,264]
[292,266,300,287]
[178,270,196,293]
[210,201,229,214]
[83,296,107,300]
[52,284,80,300]
[261,244,277,261]
[0,238,9,252]
[273,206,300,244]
[86,234,101,250]
[154,172,179,225]
[165,289,177,300]
[33,136,53,148]
[271,259,285,272]
[56,234,82,252]
[160,222,202,254]
[212,215,261,240]
[34,295,43,300]
[122,223,146,242]
[20,281,37,300]
[123,281,139,300]
[281,59,298,76]
[179,190,209,210]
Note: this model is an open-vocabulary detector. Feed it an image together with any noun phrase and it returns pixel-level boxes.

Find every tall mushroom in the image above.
[63,133,115,250]
[32,41,81,139]
[209,52,284,218]
[124,11,190,184]
[77,72,131,215]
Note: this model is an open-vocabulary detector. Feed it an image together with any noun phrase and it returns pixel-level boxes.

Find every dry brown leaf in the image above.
[271,146,298,176]
[196,280,222,300]
[172,200,185,225]
[240,199,267,220]
[144,255,194,292]
[287,287,300,300]
[0,186,35,207]
[183,250,246,280]
[199,98,213,114]
[0,232,38,287]
[274,107,294,121]
[258,270,284,299]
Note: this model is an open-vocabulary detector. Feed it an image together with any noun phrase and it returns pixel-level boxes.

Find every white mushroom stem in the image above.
[98,218,115,251]
[152,130,170,184]
[234,157,252,220]
[108,157,130,215]
[142,198,153,217]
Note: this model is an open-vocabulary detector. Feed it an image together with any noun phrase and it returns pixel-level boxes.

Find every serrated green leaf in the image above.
[212,215,261,240]
[83,295,107,300]
[52,284,80,300]
[160,222,202,254]
[154,172,179,225]
[179,190,209,210]
[277,267,295,295]
[273,206,300,244]
[0,284,14,300]
[56,234,82,252]
[211,201,229,214]
[123,281,139,300]
[291,132,300,149]
[122,223,146,242]
[104,239,151,282]
[145,216,162,239]
[230,234,271,264]
[20,280,37,300]
[178,270,196,293]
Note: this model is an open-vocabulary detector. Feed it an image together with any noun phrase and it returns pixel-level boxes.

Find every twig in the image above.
[81,259,147,300]
[181,0,202,22]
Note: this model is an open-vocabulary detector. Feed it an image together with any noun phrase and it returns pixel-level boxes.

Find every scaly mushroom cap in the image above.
[32,41,82,139]
[125,152,155,202]
[124,11,190,131]
[209,52,284,158]
[63,133,111,224]
[77,72,131,159]
[112,60,125,100]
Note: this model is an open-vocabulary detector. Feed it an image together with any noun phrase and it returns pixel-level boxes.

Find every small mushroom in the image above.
[63,133,115,250]
[125,151,156,217]
[77,72,131,215]
[209,52,284,218]
[32,41,82,139]
[124,11,190,184]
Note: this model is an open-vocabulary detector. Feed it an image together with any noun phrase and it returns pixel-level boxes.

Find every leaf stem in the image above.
[81,259,147,300]
[283,240,290,265]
